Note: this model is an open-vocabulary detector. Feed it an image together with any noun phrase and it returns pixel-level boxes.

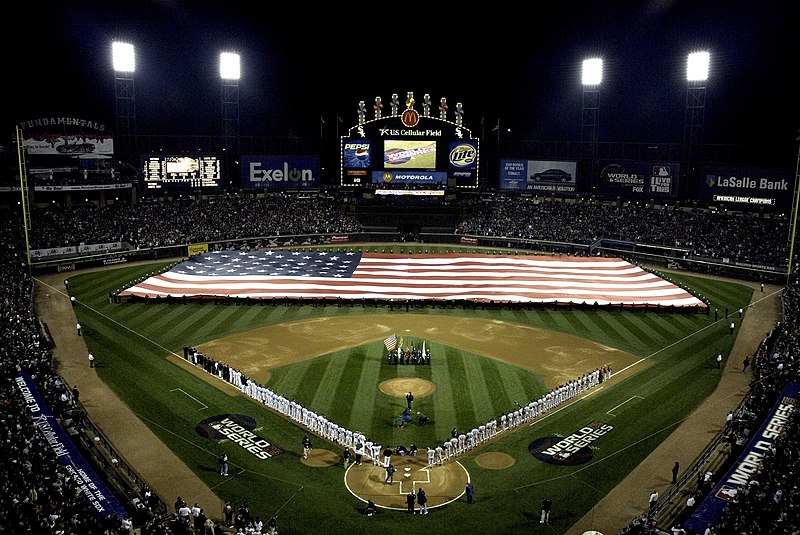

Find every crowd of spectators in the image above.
[455,194,789,267]
[0,214,229,534]
[25,193,790,271]
[0,218,135,534]
[29,194,363,250]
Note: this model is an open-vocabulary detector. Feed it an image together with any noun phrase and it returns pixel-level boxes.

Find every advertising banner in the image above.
[700,164,793,210]
[499,160,577,193]
[448,141,478,185]
[20,117,114,155]
[684,381,798,533]
[14,372,128,521]
[594,161,679,198]
[371,170,447,185]
[242,156,320,188]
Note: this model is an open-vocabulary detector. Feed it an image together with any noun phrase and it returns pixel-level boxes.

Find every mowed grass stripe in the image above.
[657,313,704,338]
[581,311,634,350]
[429,345,457,439]
[460,353,495,426]
[444,347,478,428]
[560,310,596,337]
[611,313,659,349]
[348,349,384,434]
[163,306,236,349]
[328,349,372,426]
[310,348,359,416]
[271,358,317,401]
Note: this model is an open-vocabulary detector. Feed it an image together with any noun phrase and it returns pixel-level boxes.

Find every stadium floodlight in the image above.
[220,52,241,81]
[687,51,710,82]
[112,41,135,73]
[582,58,603,86]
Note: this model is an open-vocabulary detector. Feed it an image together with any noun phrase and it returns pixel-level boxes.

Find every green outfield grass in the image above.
[67,246,754,535]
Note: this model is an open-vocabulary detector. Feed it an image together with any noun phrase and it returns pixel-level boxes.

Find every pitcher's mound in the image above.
[301,449,339,467]
[379,378,436,397]
[475,452,515,470]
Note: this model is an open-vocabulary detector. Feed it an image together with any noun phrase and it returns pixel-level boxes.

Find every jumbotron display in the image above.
[340,92,479,188]
[142,155,222,189]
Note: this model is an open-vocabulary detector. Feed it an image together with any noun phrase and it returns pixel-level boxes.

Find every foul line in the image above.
[606,395,644,417]
[34,279,182,360]
[170,388,208,410]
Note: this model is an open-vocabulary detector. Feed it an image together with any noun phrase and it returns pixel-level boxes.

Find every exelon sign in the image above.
[241,155,320,188]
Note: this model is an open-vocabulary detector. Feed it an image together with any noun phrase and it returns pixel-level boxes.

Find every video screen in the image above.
[142,155,222,189]
[383,140,436,170]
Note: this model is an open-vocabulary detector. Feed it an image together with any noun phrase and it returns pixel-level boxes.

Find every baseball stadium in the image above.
[3,6,800,535]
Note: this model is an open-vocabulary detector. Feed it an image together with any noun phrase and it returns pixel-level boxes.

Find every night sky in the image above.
[6,1,799,159]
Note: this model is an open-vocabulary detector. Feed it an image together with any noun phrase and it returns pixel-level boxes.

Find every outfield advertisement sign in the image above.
[684,381,798,533]
[371,170,447,184]
[242,156,320,188]
[499,160,577,193]
[594,161,679,198]
[13,372,128,520]
[700,164,793,210]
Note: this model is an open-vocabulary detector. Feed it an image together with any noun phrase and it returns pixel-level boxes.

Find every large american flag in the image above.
[118,250,705,307]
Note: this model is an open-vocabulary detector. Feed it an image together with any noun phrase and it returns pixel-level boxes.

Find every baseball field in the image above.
[37,244,760,535]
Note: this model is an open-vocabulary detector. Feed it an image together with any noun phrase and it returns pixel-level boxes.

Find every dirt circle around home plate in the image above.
[379,377,436,398]
[344,453,470,510]
[475,452,516,470]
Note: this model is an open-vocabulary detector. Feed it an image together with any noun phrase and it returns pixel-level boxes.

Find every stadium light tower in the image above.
[683,51,710,164]
[581,58,602,146]
[581,57,602,171]
[112,41,137,164]
[220,51,241,152]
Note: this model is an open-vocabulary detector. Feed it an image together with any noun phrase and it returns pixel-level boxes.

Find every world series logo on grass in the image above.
[528,421,614,465]
[196,414,283,459]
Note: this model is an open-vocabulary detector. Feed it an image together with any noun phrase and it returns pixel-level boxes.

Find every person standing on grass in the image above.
[716,353,723,369]
[465,482,474,504]
[218,452,228,476]
[302,435,312,459]
[343,448,351,469]
[540,496,552,523]
[76,322,82,336]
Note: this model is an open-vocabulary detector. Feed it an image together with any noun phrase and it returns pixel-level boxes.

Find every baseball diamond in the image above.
[29,242,775,535]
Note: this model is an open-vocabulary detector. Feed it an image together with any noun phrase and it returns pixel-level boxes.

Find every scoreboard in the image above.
[340,101,479,188]
[142,155,222,189]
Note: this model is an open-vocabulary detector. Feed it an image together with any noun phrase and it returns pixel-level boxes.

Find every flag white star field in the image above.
[118,250,705,307]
